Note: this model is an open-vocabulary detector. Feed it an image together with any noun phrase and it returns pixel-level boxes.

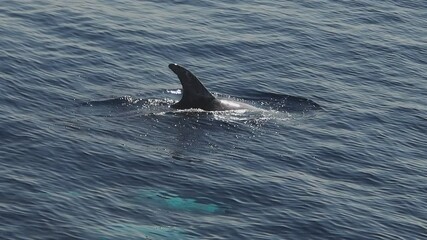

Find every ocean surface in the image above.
[1,0,426,239]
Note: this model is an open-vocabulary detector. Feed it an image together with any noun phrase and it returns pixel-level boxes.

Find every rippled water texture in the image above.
[0,0,426,239]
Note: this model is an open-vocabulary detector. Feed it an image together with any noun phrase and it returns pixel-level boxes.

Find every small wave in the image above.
[81,96,174,108]
[81,96,138,106]
[167,89,182,94]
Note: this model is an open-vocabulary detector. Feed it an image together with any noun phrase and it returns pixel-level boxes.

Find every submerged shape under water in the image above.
[137,189,221,214]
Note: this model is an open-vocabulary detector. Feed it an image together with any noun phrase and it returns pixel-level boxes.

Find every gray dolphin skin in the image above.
[168,63,257,111]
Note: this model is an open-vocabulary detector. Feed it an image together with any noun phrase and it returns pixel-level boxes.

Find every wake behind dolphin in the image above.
[169,63,258,111]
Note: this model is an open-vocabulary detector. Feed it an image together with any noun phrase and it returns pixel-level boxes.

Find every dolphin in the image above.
[168,63,258,111]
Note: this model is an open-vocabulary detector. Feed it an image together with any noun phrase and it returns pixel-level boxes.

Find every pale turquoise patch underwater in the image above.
[137,189,222,214]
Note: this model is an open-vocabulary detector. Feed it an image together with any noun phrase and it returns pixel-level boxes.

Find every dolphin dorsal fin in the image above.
[168,63,216,109]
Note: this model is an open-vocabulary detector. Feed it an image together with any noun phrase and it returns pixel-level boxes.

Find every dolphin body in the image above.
[169,63,258,111]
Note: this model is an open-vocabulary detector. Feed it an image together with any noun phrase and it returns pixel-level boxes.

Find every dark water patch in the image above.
[82,96,142,107]
[244,91,322,112]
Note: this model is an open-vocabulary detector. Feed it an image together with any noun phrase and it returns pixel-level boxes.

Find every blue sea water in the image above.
[1,0,426,239]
